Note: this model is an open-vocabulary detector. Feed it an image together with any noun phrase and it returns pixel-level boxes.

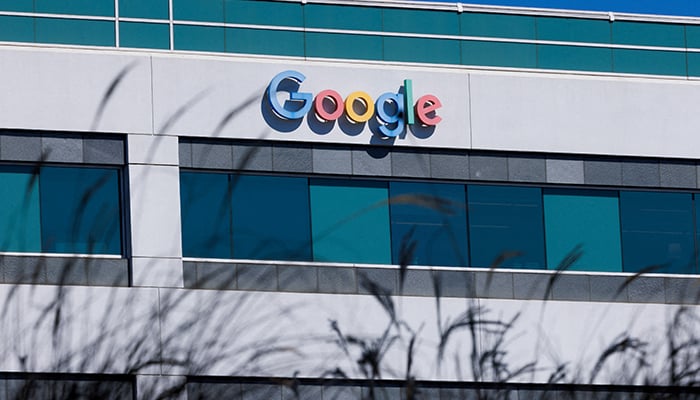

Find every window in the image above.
[389,182,468,267]
[468,185,545,269]
[0,165,122,255]
[543,189,622,272]
[309,179,391,264]
[180,172,311,261]
[620,191,695,274]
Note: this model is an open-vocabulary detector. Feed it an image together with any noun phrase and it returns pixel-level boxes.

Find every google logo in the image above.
[266,70,442,137]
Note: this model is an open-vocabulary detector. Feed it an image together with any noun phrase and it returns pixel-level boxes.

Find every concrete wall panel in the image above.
[470,72,700,159]
[0,47,153,134]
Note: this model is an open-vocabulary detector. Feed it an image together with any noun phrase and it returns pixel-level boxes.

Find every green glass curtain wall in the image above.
[179,172,700,275]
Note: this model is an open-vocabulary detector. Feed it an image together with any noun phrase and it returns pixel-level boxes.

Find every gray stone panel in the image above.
[197,262,236,290]
[351,147,392,176]
[241,383,281,400]
[318,267,356,294]
[312,146,352,175]
[2,256,46,284]
[400,269,434,296]
[665,277,700,304]
[45,257,89,285]
[475,271,514,299]
[508,156,546,182]
[282,385,323,400]
[237,264,277,291]
[87,258,129,286]
[430,152,469,180]
[546,158,584,184]
[517,389,559,400]
[622,160,660,187]
[191,142,233,170]
[439,388,468,400]
[178,141,192,168]
[188,382,241,399]
[232,143,273,171]
[627,276,665,303]
[362,386,401,400]
[659,161,696,188]
[0,134,42,161]
[86,258,129,286]
[469,155,508,181]
[323,385,362,400]
[84,136,125,165]
[183,262,197,288]
[435,270,474,298]
[414,387,442,400]
[358,268,398,295]
[391,150,431,178]
[550,274,590,301]
[278,265,318,292]
[272,144,312,173]
[584,160,622,186]
[42,135,84,163]
[589,275,628,302]
[513,273,551,300]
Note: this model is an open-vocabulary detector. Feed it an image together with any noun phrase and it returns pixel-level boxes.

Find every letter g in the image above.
[267,70,313,120]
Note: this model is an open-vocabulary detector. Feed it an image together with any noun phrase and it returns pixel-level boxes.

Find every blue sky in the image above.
[422,0,700,17]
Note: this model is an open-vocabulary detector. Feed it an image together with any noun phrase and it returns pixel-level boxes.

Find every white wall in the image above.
[0,283,690,386]
[2,45,700,158]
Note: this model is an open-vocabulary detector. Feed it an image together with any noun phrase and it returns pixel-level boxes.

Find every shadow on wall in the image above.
[3,62,700,400]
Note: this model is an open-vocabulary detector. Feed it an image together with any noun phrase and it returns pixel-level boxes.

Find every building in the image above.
[1,0,700,398]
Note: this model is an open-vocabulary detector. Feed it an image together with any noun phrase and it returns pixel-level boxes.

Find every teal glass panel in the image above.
[310,179,390,264]
[120,0,168,19]
[538,45,612,72]
[543,189,622,272]
[180,172,232,259]
[40,166,121,255]
[686,25,700,48]
[173,0,224,22]
[225,0,303,27]
[612,21,685,47]
[306,32,382,61]
[174,25,225,52]
[620,191,694,274]
[536,17,610,44]
[460,13,535,39]
[0,16,34,43]
[384,36,460,64]
[35,18,115,47]
[613,49,687,76]
[687,52,700,77]
[0,0,32,12]
[468,185,545,269]
[462,41,536,68]
[232,175,311,261]
[225,28,304,57]
[390,182,468,267]
[0,166,41,252]
[305,4,382,31]
[383,8,459,35]
[35,0,114,17]
[685,26,700,76]
[120,22,169,50]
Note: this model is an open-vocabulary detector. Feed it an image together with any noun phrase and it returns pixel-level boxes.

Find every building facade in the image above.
[1,0,700,398]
